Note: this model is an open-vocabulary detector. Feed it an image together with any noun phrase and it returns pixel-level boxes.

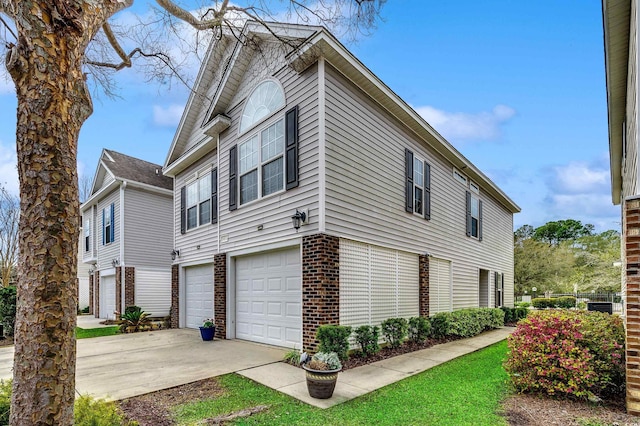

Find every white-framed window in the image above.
[239,118,285,205]
[102,203,114,245]
[413,157,424,215]
[470,181,480,194]
[470,194,480,238]
[240,80,286,134]
[453,168,468,186]
[186,173,211,230]
[84,219,91,252]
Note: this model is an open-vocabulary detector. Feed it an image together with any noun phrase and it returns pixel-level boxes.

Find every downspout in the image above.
[120,181,126,312]
[318,57,326,233]
[217,134,221,254]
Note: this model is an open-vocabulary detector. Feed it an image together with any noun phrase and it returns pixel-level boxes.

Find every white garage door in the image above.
[100,274,116,320]
[185,264,213,329]
[135,268,171,317]
[236,247,301,348]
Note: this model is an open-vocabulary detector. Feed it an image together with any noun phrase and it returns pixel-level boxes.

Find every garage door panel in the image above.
[236,247,301,348]
[185,264,213,329]
[100,275,116,320]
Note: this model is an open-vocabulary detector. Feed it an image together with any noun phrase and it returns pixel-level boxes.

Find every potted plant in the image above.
[301,351,342,399]
[199,318,215,341]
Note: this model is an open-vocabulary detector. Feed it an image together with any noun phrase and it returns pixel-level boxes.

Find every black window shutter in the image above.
[285,105,299,190]
[478,199,483,241]
[211,168,218,224]
[405,149,414,213]
[465,191,471,236]
[110,203,115,242]
[494,272,499,308]
[180,186,186,234]
[424,161,431,220]
[229,146,238,211]
[102,208,105,245]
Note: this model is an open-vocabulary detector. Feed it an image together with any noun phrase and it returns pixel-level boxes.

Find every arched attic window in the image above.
[239,79,285,133]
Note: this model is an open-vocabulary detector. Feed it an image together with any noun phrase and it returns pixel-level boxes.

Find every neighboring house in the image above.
[603,0,640,415]
[163,22,520,351]
[77,226,91,311]
[81,149,173,320]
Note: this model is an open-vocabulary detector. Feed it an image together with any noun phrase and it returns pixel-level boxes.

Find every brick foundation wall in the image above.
[124,267,135,308]
[626,198,640,415]
[170,264,179,329]
[88,274,94,315]
[419,254,430,317]
[214,254,227,339]
[302,234,340,352]
[94,271,100,318]
[115,266,122,315]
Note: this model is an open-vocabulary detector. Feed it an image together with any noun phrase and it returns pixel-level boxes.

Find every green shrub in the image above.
[430,312,451,338]
[408,316,431,343]
[283,348,301,365]
[0,380,10,425]
[556,296,576,309]
[380,318,408,348]
[0,287,16,337]
[74,395,138,426]
[577,301,587,310]
[316,325,352,361]
[514,307,529,321]
[117,307,151,333]
[501,307,515,323]
[353,325,380,357]
[504,310,625,400]
[515,301,531,308]
[80,306,90,314]
[532,297,556,309]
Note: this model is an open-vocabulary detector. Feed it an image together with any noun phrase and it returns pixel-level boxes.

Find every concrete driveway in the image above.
[0,329,286,400]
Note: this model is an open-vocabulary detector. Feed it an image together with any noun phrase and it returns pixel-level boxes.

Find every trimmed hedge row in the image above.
[532,296,576,309]
[316,307,505,360]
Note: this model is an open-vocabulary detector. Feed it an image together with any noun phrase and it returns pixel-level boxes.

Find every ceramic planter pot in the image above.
[302,364,340,399]
[199,326,215,341]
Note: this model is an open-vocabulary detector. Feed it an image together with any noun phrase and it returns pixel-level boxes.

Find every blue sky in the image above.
[0,1,617,232]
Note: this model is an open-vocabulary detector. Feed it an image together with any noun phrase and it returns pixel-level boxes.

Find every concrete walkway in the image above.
[77,315,115,329]
[238,327,513,408]
[0,329,286,401]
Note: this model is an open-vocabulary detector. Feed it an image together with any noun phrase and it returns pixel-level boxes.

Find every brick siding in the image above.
[124,267,135,308]
[214,254,227,339]
[626,198,640,415]
[94,271,100,318]
[302,234,340,352]
[88,274,94,315]
[170,264,179,329]
[115,267,122,315]
[419,254,430,317]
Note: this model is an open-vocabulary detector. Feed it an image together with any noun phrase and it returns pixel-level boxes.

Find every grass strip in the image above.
[76,326,119,339]
[174,340,509,425]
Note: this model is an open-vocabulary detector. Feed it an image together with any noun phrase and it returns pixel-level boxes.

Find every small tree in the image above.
[0,187,18,288]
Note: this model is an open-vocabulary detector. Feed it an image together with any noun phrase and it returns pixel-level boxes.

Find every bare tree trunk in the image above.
[5,2,128,424]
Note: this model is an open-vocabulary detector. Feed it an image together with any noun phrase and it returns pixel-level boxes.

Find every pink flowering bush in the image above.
[504,310,625,400]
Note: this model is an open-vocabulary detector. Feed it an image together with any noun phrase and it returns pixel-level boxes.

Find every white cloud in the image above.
[548,161,609,194]
[0,141,18,195]
[542,156,619,231]
[153,104,184,127]
[415,104,515,142]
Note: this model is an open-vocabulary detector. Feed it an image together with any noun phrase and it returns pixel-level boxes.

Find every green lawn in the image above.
[75,326,119,339]
[173,341,510,426]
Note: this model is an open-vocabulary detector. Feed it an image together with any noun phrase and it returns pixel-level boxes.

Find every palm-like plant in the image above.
[117,306,151,333]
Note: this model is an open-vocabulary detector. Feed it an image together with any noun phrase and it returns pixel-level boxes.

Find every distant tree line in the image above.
[514,219,620,295]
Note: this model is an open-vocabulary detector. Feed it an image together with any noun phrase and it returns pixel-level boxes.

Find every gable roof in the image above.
[164,21,520,214]
[101,149,172,191]
[82,149,172,210]
[602,0,631,205]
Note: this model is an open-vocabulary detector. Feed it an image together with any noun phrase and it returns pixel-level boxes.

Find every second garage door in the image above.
[100,274,116,320]
[235,247,301,348]
[185,264,214,329]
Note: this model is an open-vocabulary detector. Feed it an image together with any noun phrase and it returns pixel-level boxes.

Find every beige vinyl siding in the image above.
[123,187,173,268]
[623,0,639,201]
[135,268,171,317]
[96,189,119,267]
[174,151,219,262]
[324,63,515,309]
[217,62,320,253]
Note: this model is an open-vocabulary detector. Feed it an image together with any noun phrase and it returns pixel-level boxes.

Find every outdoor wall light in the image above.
[171,249,180,261]
[291,209,307,231]
[111,258,120,267]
